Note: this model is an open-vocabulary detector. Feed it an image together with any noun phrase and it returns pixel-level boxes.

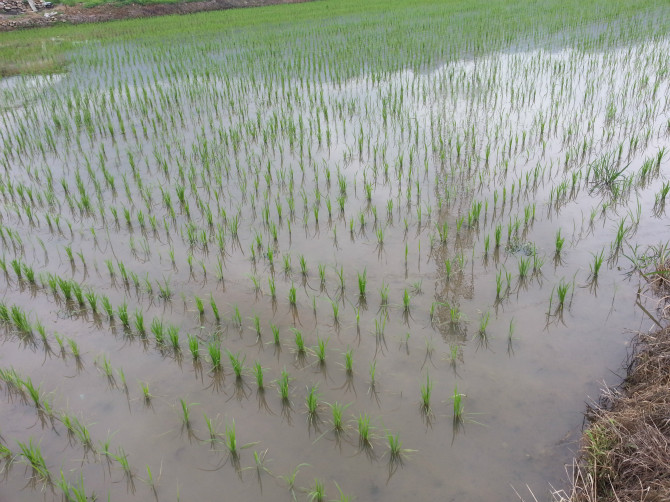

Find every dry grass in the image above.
[555,257,670,502]
[647,256,670,316]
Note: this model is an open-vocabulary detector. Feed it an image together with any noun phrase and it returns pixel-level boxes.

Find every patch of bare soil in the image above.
[0,0,310,31]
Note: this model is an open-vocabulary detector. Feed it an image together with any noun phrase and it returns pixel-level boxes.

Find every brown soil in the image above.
[0,0,311,31]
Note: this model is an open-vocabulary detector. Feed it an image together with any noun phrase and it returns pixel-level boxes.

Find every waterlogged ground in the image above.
[1,8,670,502]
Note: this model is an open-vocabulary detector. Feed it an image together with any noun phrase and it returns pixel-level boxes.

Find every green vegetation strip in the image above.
[1,0,669,77]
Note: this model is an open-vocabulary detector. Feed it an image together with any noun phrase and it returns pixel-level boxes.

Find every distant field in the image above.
[0,0,667,77]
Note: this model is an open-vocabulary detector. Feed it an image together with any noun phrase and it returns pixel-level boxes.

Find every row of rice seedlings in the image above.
[0,302,33,337]
[17,438,51,484]
[0,365,143,488]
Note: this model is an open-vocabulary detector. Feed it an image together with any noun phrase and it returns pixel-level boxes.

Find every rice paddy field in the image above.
[1,0,670,500]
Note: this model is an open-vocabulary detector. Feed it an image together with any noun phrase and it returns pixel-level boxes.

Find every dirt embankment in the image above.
[558,259,670,502]
[0,0,310,31]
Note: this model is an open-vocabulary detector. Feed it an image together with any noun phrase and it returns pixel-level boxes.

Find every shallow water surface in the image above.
[0,19,669,502]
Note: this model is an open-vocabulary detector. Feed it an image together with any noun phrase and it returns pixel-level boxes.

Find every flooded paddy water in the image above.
[1,5,670,501]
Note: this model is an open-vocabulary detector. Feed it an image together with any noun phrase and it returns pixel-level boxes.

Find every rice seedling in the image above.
[357,269,367,300]
[386,430,403,461]
[555,229,565,255]
[518,257,530,279]
[232,306,243,328]
[313,336,328,364]
[151,318,165,346]
[202,413,219,444]
[318,264,326,288]
[58,278,73,302]
[369,360,377,387]
[11,306,32,335]
[344,347,354,374]
[158,277,173,300]
[420,371,433,412]
[99,295,113,320]
[194,296,204,316]
[307,478,326,502]
[56,471,91,502]
[456,253,466,270]
[280,463,309,497]
[0,303,8,324]
[68,416,94,451]
[357,413,372,446]
[277,369,291,402]
[33,322,48,348]
[656,181,670,205]
[590,249,605,279]
[478,311,490,339]
[402,289,411,313]
[335,265,345,292]
[168,326,181,353]
[208,342,222,372]
[141,383,152,405]
[253,362,265,390]
[227,351,246,379]
[187,334,200,361]
[96,355,114,383]
[0,439,11,462]
[614,217,628,250]
[329,482,350,502]
[179,399,194,429]
[305,384,320,421]
[22,264,36,284]
[53,333,66,356]
[250,314,262,340]
[288,284,297,306]
[116,367,127,392]
[331,300,340,324]
[98,436,112,462]
[133,310,145,335]
[271,324,281,346]
[379,283,390,309]
[112,447,132,478]
[556,279,572,309]
[293,329,306,355]
[452,385,464,422]
[117,302,130,329]
[17,438,50,483]
[67,338,81,361]
[449,306,463,326]
[250,275,261,293]
[329,401,349,433]
[22,377,43,410]
[376,227,385,246]
[84,291,98,313]
[209,295,220,321]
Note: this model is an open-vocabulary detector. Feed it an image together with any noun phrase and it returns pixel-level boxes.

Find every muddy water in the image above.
[0,29,669,502]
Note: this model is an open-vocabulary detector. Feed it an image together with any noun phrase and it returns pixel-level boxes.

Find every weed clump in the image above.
[560,326,670,502]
